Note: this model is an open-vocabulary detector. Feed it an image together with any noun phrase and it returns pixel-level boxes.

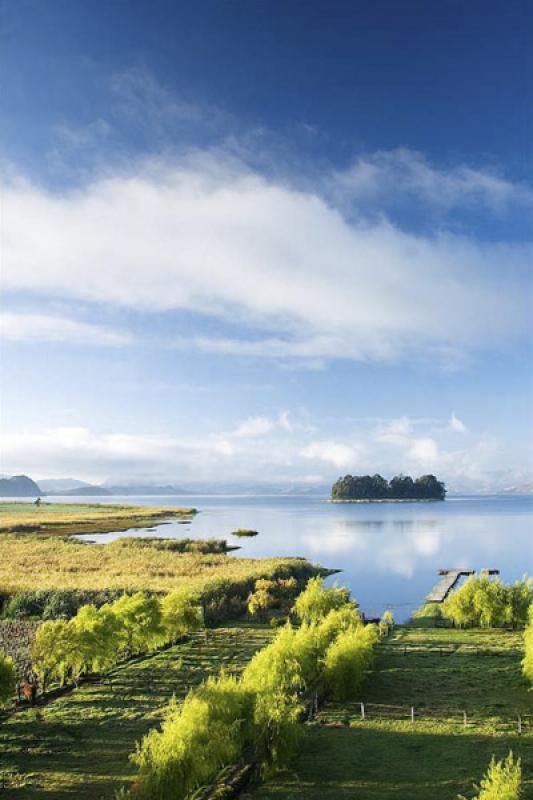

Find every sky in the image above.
[0,0,532,490]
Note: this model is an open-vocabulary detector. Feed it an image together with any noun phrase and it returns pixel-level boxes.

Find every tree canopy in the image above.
[331,473,446,501]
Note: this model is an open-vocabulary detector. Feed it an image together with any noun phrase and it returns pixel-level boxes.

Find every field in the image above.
[0,624,274,797]
[0,533,318,594]
[244,625,533,799]
[0,501,196,536]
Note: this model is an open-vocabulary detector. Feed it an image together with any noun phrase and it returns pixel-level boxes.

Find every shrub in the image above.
[522,604,533,682]
[459,752,521,800]
[443,576,532,628]
[69,603,122,677]
[243,626,305,770]
[112,592,163,655]
[132,677,254,800]
[31,620,76,689]
[323,625,379,701]
[0,650,16,704]
[293,577,350,624]
[160,592,203,641]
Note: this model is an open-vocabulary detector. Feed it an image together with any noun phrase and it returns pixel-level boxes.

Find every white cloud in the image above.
[377,416,414,444]
[0,312,132,346]
[301,440,363,469]
[230,416,276,438]
[1,156,530,364]
[331,148,533,213]
[0,419,525,491]
[449,413,467,433]
[406,437,440,467]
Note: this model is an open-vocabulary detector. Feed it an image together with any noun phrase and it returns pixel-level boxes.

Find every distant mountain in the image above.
[38,478,93,492]
[0,475,43,497]
[46,483,186,496]
[46,485,113,496]
[106,484,187,496]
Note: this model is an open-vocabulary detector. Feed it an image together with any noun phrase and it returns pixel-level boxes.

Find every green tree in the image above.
[323,624,378,701]
[522,604,533,682]
[133,676,254,800]
[69,603,122,677]
[112,592,163,655]
[0,651,16,705]
[294,577,350,624]
[243,625,305,769]
[160,591,203,641]
[31,619,77,689]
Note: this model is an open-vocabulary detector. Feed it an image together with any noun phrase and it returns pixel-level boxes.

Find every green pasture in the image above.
[244,625,533,800]
[0,624,273,798]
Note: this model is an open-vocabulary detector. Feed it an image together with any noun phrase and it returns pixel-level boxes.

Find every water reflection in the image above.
[73,494,532,621]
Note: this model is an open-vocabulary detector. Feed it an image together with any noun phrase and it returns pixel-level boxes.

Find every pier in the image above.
[426,569,475,603]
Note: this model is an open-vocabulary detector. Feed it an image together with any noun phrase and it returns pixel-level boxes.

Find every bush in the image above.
[112,592,163,655]
[522,604,533,682]
[323,625,378,701]
[31,591,203,691]
[131,577,377,794]
[443,576,532,628]
[32,620,75,689]
[459,752,521,800]
[161,592,203,641]
[0,650,16,704]
[293,577,351,624]
[133,677,254,800]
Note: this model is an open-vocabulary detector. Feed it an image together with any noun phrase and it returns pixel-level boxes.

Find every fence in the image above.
[315,701,533,735]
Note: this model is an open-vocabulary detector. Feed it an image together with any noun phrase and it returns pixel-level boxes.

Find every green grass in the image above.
[0,624,274,798]
[0,501,196,536]
[232,529,259,538]
[244,625,533,799]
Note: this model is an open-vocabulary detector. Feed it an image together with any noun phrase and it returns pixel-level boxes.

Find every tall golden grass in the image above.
[0,501,195,536]
[0,534,316,594]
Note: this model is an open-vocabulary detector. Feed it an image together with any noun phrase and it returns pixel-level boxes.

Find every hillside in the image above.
[0,475,42,497]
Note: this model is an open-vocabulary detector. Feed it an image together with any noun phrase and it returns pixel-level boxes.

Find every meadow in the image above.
[0,501,195,536]
[0,533,318,595]
[0,624,274,798]
[244,624,533,799]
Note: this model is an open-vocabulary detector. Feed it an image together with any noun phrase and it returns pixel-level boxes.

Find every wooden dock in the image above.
[426,569,475,603]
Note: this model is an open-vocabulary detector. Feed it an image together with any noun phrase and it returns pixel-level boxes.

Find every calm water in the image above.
[53,493,533,622]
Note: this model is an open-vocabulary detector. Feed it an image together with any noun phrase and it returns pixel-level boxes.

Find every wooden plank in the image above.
[425,569,475,603]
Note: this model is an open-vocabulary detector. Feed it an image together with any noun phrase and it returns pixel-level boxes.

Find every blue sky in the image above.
[0,0,532,489]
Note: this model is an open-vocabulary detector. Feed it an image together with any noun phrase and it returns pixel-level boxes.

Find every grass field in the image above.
[0,533,317,594]
[0,624,274,798]
[0,501,196,536]
[244,625,533,800]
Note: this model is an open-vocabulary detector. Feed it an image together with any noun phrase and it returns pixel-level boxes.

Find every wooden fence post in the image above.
[518,715,522,735]
[463,711,467,728]
[411,707,414,723]
[360,702,365,720]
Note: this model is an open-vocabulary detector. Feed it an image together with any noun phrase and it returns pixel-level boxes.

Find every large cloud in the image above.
[0,414,523,491]
[2,156,530,363]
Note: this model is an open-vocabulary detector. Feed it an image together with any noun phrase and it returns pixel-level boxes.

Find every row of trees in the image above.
[132,578,378,799]
[31,591,202,692]
[441,576,532,629]
[331,473,446,501]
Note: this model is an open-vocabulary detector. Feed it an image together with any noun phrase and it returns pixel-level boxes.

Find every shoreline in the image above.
[329,497,445,504]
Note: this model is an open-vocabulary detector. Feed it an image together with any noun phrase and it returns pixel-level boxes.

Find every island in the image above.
[331,473,446,502]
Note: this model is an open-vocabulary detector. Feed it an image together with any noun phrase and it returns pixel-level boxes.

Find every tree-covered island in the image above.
[331,473,446,501]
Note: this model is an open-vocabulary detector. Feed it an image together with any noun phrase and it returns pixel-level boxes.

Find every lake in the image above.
[56,492,533,622]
